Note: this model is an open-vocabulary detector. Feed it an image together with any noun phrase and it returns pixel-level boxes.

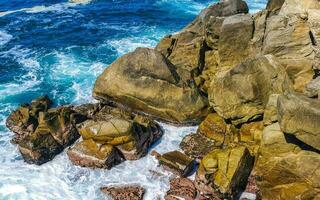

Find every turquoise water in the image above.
[0,1,267,199]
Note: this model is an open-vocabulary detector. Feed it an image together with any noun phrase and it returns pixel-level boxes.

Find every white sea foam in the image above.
[108,37,158,56]
[0,31,13,46]
[0,1,92,17]
[0,123,197,200]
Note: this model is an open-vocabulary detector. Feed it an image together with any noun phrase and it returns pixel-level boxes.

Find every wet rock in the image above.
[6,96,52,143]
[277,92,320,151]
[156,150,197,177]
[255,123,320,200]
[100,185,145,200]
[7,97,81,165]
[195,146,254,199]
[180,133,216,161]
[209,55,293,125]
[93,47,209,125]
[67,139,124,169]
[164,178,197,200]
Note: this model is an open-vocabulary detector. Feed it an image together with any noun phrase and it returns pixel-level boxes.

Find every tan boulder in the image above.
[263,94,280,126]
[263,14,315,92]
[279,0,320,15]
[67,139,124,169]
[195,146,254,199]
[255,123,320,200]
[93,48,208,125]
[218,14,254,70]
[278,92,320,151]
[209,55,293,125]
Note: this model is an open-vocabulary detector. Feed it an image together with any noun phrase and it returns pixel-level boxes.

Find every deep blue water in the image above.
[0,0,267,199]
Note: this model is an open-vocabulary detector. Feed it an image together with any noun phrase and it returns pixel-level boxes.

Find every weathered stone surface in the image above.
[164,178,197,200]
[218,14,254,69]
[68,106,163,168]
[255,123,320,200]
[278,92,320,151]
[239,121,263,143]
[93,48,208,125]
[305,77,320,98]
[67,139,124,169]
[279,0,320,15]
[157,150,197,177]
[209,55,293,125]
[180,133,216,161]
[197,113,227,146]
[263,15,315,92]
[100,185,145,200]
[266,0,285,15]
[6,96,52,143]
[7,97,81,165]
[195,146,254,199]
[263,94,280,126]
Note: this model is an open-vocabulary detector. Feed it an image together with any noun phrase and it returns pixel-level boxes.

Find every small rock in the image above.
[157,150,197,177]
[164,178,197,200]
[180,133,216,161]
[100,185,145,200]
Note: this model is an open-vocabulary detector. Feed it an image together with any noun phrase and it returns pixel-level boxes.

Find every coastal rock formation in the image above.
[209,55,293,125]
[153,150,197,177]
[164,178,197,200]
[6,96,82,165]
[68,105,163,168]
[93,48,209,125]
[255,123,320,200]
[195,146,254,199]
[277,92,320,151]
[100,185,145,200]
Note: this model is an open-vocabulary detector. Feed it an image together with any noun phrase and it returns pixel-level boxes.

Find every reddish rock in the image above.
[100,185,145,200]
[165,178,197,200]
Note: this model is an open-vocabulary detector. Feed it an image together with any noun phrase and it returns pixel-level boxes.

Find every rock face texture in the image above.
[100,185,145,200]
[68,105,163,168]
[255,123,320,200]
[93,48,209,125]
[278,93,320,151]
[165,178,197,200]
[209,55,293,125]
[6,96,83,165]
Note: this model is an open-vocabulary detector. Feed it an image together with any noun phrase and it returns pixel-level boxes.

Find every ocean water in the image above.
[0,0,267,199]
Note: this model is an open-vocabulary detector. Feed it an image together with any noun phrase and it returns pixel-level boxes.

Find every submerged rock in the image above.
[93,48,209,125]
[277,92,320,151]
[209,55,293,125]
[195,146,254,199]
[164,178,197,200]
[100,185,145,200]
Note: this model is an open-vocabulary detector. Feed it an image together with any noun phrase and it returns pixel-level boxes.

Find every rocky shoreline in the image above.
[6,0,320,199]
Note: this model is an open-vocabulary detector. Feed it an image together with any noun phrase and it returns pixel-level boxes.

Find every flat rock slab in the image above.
[164,178,197,200]
[100,185,145,200]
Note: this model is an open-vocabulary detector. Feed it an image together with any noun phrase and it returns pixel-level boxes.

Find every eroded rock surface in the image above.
[100,185,145,200]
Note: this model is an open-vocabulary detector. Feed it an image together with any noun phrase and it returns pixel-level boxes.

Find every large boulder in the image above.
[93,48,209,125]
[67,105,163,168]
[195,146,254,199]
[209,55,293,125]
[263,14,315,92]
[255,123,320,200]
[277,92,320,151]
[218,14,254,70]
